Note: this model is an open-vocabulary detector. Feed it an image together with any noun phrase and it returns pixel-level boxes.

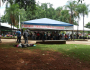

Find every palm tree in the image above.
[75,4,81,39]
[65,0,77,24]
[65,0,78,40]
[76,3,89,39]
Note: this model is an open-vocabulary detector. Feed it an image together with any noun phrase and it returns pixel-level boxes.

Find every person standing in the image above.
[65,34,68,40]
[32,32,35,40]
[70,34,72,40]
[37,32,40,40]
[48,32,51,40]
[42,32,45,42]
[16,29,21,43]
[24,30,28,44]
[61,33,65,40]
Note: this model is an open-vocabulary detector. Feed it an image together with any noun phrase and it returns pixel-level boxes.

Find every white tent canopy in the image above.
[1,23,17,29]
[21,18,73,30]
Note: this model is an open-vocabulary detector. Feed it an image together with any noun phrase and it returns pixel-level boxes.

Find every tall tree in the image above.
[55,7,63,19]
[15,0,36,11]
[58,10,70,23]
[77,3,89,39]
[2,0,36,20]
[2,4,26,25]
[41,3,48,18]
[2,0,14,5]
[65,0,77,24]
[74,3,81,38]
[2,0,36,10]
[5,4,19,26]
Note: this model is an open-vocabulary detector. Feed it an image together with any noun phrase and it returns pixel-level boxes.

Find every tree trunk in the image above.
[11,22,12,38]
[83,11,84,39]
[0,21,1,42]
[71,9,74,41]
[77,18,79,39]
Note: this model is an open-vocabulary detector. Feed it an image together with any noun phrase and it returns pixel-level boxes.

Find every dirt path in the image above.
[0,48,90,70]
[66,40,90,45]
[0,39,36,44]
[1,39,90,45]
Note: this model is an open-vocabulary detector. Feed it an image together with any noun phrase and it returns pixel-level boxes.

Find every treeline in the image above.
[1,0,90,27]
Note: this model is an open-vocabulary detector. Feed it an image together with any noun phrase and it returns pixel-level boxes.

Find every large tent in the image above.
[21,18,73,31]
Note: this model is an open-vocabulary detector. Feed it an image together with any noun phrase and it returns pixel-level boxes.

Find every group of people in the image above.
[16,29,28,44]
[28,31,72,40]
[16,30,79,43]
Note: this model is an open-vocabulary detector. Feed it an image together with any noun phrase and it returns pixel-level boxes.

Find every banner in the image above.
[22,25,73,30]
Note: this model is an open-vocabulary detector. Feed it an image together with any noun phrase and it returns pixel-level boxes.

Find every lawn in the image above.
[0,43,90,62]
[29,44,90,62]
[0,43,90,70]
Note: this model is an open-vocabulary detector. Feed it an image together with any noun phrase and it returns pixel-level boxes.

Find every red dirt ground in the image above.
[0,48,90,70]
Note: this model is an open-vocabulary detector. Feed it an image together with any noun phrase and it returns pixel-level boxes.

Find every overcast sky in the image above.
[0,0,90,29]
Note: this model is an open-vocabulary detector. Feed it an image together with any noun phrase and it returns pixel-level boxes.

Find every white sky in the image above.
[0,0,90,29]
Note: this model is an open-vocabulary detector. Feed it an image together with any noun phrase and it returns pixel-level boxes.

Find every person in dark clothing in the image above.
[59,34,62,40]
[40,32,43,40]
[24,30,28,44]
[50,33,53,40]
[70,34,72,40]
[16,29,21,43]
[65,34,68,40]
[37,32,40,40]
[42,32,45,42]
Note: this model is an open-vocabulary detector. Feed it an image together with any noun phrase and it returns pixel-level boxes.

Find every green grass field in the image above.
[0,43,90,62]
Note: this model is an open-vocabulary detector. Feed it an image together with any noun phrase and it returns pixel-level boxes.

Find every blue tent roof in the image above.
[22,18,73,26]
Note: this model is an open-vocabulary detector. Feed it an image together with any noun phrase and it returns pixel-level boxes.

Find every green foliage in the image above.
[19,9,26,22]
[58,10,70,23]
[76,3,89,16]
[85,22,90,28]
[1,4,26,25]
[78,0,84,3]
[1,15,7,23]
[4,4,20,25]
[65,1,78,24]
[22,28,26,32]
[1,0,35,23]
[2,0,36,11]
[73,20,78,25]
[15,0,36,11]
[2,0,14,5]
